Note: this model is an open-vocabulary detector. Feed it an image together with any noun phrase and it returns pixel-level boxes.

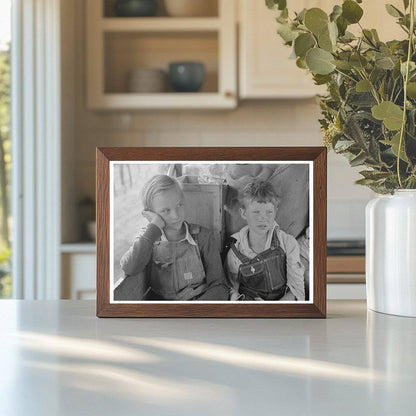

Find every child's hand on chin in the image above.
[230,292,240,301]
[142,210,165,230]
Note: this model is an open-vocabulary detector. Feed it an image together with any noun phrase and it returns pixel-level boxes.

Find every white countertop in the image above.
[0,300,415,415]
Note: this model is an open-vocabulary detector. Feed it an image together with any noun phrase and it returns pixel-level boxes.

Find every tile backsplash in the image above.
[71,100,373,242]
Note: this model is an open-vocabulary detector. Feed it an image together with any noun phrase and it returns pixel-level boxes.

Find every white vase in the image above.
[366,190,416,317]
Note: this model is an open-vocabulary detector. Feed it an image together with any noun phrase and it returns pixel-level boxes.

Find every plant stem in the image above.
[358,22,378,49]
[390,78,398,101]
[399,24,410,35]
[393,86,404,104]
[358,69,380,104]
[334,68,357,83]
[398,0,415,188]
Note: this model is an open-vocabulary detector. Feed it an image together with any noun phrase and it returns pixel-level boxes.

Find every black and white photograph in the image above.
[110,161,313,303]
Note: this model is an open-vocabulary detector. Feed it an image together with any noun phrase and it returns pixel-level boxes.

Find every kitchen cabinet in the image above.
[61,244,96,300]
[85,0,406,109]
[238,0,325,99]
[327,255,365,294]
[86,0,237,109]
[238,0,405,99]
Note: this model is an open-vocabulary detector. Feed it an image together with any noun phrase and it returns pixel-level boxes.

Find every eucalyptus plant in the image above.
[266,0,416,193]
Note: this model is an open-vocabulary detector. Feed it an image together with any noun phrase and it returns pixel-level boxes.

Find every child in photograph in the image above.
[226,180,305,301]
[120,174,229,301]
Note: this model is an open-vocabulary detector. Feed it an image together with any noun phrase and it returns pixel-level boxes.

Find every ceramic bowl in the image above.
[127,68,167,92]
[114,0,158,17]
[168,62,205,92]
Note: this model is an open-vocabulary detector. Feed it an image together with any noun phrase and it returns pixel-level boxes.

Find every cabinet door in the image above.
[62,253,96,300]
[239,0,404,99]
[239,0,322,99]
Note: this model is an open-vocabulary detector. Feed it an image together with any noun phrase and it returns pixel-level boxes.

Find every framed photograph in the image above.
[96,147,327,318]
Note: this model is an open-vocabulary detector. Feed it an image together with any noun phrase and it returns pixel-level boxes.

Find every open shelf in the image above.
[91,93,234,109]
[86,0,236,109]
[103,0,219,18]
[61,242,96,254]
[101,17,221,31]
[104,31,218,94]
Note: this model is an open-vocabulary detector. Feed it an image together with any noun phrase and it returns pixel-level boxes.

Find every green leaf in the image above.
[379,45,395,57]
[348,92,377,107]
[317,22,338,52]
[344,113,368,147]
[342,0,363,24]
[334,139,356,152]
[369,136,381,162]
[339,31,356,42]
[336,15,348,36]
[304,8,329,35]
[378,78,386,100]
[370,68,386,85]
[329,82,341,101]
[306,48,335,75]
[385,4,404,18]
[328,21,338,45]
[295,8,307,22]
[359,170,391,180]
[350,53,368,69]
[296,57,307,69]
[294,33,315,57]
[375,57,395,70]
[401,61,416,77]
[313,74,332,85]
[333,59,353,70]
[407,82,416,99]
[393,61,402,79]
[382,132,409,162]
[403,0,410,10]
[399,13,411,28]
[318,31,334,52]
[277,23,299,42]
[276,14,288,24]
[408,109,416,137]
[356,79,372,92]
[266,0,287,11]
[362,29,374,44]
[371,29,380,42]
[330,5,343,22]
[355,178,377,185]
[372,101,404,130]
[350,152,368,167]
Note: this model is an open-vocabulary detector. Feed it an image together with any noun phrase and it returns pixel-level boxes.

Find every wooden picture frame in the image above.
[96,147,327,318]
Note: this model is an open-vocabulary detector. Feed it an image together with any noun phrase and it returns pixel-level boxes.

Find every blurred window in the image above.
[0,0,11,298]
